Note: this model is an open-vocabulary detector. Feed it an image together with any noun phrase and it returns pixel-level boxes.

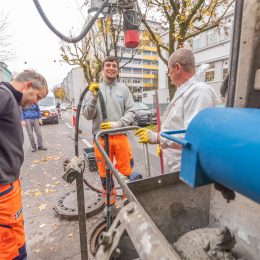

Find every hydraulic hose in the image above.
[32,0,110,43]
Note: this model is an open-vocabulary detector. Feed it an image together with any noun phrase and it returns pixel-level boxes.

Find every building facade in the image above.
[61,67,87,106]
[117,28,161,101]
[0,62,12,82]
[143,11,234,105]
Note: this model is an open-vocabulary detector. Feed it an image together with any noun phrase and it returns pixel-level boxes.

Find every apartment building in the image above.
[117,28,161,101]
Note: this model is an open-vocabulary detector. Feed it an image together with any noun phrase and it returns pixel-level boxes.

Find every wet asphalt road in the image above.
[21,110,162,259]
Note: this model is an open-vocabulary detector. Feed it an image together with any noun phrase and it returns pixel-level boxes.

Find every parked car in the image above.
[66,103,72,110]
[38,93,59,124]
[60,103,67,111]
[133,102,157,126]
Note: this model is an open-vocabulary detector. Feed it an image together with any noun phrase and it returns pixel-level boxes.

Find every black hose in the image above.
[32,0,110,43]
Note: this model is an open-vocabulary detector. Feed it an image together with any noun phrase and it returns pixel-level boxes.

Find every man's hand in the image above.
[135,128,158,144]
[89,82,99,96]
[39,119,43,125]
[100,121,122,130]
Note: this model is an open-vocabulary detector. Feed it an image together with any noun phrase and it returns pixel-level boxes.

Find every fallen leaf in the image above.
[46,184,51,187]
[33,191,42,196]
[55,181,60,185]
[39,224,46,228]
[33,248,40,253]
[38,204,47,211]
[68,233,73,237]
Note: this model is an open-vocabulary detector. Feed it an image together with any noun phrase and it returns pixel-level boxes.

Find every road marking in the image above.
[65,122,72,129]
[82,138,92,148]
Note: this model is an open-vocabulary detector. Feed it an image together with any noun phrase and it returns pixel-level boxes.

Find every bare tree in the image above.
[60,15,138,85]
[138,0,235,99]
[0,12,15,62]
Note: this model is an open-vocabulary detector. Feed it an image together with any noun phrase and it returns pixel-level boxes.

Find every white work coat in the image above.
[160,77,219,173]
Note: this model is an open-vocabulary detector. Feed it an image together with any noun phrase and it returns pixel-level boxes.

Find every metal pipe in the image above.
[143,144,151,177]
[74,86,90,260]
[94,126,139,195]
[160,130,190,147]
[104,133,113,229]
[155,90,164,175]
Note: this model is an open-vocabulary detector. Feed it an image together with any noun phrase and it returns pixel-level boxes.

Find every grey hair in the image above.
[15,69,48,94]
[168,48,195,72]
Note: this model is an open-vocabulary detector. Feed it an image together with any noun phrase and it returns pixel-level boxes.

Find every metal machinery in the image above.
[94,0,260,259]
[33,0,260,259]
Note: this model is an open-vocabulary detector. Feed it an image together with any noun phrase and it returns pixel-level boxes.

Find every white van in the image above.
[38,93,59,124]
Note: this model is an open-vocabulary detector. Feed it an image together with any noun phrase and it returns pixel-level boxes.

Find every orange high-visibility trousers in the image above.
[0,179,27,259]
[94,135,133,204]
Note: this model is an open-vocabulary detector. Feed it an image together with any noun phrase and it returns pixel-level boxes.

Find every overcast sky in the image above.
[3,0,89,89]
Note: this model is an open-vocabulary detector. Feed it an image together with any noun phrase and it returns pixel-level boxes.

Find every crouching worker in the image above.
[83,56,135,216]
[135,48,219,174]
[0,70,48,259]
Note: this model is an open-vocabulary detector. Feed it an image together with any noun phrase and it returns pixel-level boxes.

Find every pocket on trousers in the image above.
[0,225,19,259]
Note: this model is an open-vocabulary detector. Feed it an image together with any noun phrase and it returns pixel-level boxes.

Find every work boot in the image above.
[38,146,47,151]
[102,204,120,219]
[31,147,37,152]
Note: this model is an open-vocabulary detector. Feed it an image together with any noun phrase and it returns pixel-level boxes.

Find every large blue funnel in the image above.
[160,108,260,203]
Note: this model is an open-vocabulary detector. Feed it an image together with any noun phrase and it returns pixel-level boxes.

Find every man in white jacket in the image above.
[135,48,219,174]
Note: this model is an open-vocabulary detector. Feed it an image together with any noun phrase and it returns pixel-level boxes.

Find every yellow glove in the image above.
[89,82,99,96]
[156,145,161,157]
[100,121,122,130]
[135,128,158,144]
[39,118,43,125]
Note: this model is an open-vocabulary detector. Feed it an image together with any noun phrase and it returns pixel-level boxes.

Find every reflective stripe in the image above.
[0,184,13,197]
[0,224,12,228]
[14,244,27,260]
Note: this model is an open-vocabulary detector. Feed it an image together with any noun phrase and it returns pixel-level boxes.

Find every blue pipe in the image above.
[160,108,260,203]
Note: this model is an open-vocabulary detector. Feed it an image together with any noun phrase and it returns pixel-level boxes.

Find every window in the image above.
[143,50,152,55]
[121,68,132,74]
[207,29,220,46]
[133,59,142,64]
[192,34,205,50]
[121,77,132,84]
[151,60,158,66]
[133,68,142,74]
[143,93,147,98]
[205,71,215,82]
[121,58,130,63]
[143,79,152,84]
[143,60,152,65]
[221,17,233,41]
[133,78,142,84]
[143,69,152,74]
